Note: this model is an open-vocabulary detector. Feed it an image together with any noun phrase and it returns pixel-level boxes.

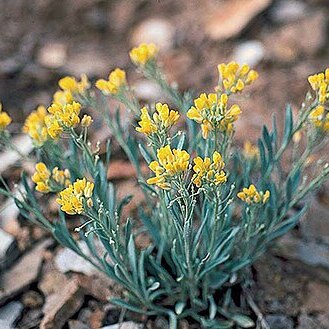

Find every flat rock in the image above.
[54,242,99,276]
[205,0,272,41]
[0,239,51,305]
[40,278,85,329]
[0,198,20,237]
[0,301,23,329]
[0,135,33,174]
[276,234,329,270]
[38,270,69,297]
[75,274,115,302]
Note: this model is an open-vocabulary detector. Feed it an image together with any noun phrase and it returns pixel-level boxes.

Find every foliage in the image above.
[1,44,329,328]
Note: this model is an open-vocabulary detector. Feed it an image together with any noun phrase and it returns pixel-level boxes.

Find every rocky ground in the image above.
[0,0,329,328]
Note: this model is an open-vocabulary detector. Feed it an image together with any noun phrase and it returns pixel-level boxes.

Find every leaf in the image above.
[282,104,293,148]
[168,311,178,329]
[110,298,154,315]
[175,301,185,315]
[266,206,307,242]
[176,133,186,150]
[231,314,254,328]
[138,143,152,164]
[128,234,138,284]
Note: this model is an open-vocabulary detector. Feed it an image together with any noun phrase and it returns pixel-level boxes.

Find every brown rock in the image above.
[0,239,51,305]
[300,200,329,243]
[303,281,329,314]
[205,0,272,41]
[75,274,115,302]
[22,290,44,309]
[68,320,91,329]
[264,11,327,63]
[38,270,69,297]
[89,307,105,329]
[117,180,145,219]
[40,278,85,329]
[108,160,148,180]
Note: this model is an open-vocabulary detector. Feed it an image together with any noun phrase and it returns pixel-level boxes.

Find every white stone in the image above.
[0,302,23,328]
[232,40,265,66]
[133,80,163,102]
[55,241,98,276]
[131,18,175,51]
[37,42,67,69]
[271,0,307,23]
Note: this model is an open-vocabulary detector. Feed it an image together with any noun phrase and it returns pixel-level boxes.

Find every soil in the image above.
[1,0,329,328]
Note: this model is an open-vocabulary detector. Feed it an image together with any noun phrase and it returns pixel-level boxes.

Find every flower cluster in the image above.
[58,75,90,96]
[129,43,158,66]
[192,151,226,188]
[218,62,258,94]
[147,145,190,189]
[309,105,329,132]
[46,101,82,138]
[56,178,94,215]
[0,103,12,132]
[136,103,180,137]
[96,68,127,95]
[23,106,49,146]
[308,69,329,104]
[187,93,241,138]
[32,162,70,193]
[237,184,270,205]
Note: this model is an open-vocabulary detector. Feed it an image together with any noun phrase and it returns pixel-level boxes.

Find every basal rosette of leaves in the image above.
[1,43,329,328]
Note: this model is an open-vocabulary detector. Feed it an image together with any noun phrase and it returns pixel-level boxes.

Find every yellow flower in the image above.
[56,178,94,215]
[237,184,270,205]
[243,141,259,159]
[52,167,71,187]
[45,116,63,139]
[96,68,127,95]
[23,106,49,146]
[217,62,258,94]
[187,93,241,138]
[136,103,179,136]
[32,162,71,193]
[147,145,190,189]
[0,103,12,131]
[32,162,51,193]
[53,90,74,106]
[192,151,226,187]
[136,107,157,135]
[46,101,82,138]
[81,115,93,127]
[129,43,158,66]
[308,68,329,104]
[309,105,329,132]
[58,74,90,95]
